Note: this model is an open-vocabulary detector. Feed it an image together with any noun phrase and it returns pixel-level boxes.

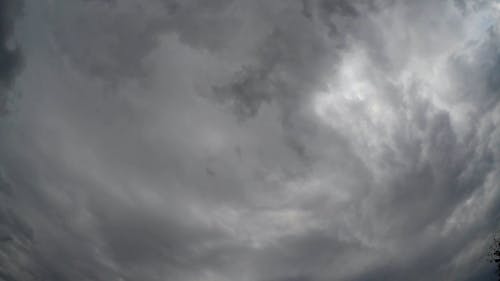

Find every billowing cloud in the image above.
[0,0,499,280]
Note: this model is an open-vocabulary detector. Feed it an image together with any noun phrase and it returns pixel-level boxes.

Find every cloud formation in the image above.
[0,0,23,114]
[0,0,499,280]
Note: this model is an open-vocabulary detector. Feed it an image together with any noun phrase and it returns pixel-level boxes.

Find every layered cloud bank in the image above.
[0,0,499,280]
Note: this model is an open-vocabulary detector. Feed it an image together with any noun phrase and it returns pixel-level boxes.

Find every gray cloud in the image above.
[0,0,499,280]
[47,0,239,84]
[0,0,23,114]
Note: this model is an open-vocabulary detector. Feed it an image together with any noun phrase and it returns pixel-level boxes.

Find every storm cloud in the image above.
[0,0,499,280]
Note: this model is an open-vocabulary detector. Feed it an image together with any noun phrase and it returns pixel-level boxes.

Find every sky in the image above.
[0,0,499,280]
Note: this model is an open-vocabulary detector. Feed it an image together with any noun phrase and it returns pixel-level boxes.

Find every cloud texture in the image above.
[0,0,23,114]
[0,0,499,280]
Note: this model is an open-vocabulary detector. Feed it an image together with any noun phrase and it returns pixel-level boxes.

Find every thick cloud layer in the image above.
[0,0,499,280]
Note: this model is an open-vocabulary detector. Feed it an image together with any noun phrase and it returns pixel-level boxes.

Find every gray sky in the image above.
[0,0,499,280]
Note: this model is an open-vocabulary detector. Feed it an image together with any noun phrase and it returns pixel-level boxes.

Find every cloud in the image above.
[0,0,23,114]
[0,0,499,280]
[47,0,239,84]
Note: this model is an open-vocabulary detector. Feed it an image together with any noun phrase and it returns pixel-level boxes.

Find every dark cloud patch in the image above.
[1,0,500,281]
[0,172,36,281]
[48,0,239,84]
[212,1,358,121]
[0,0,23,114]
[213,64,274,120]
[48,1,169,83]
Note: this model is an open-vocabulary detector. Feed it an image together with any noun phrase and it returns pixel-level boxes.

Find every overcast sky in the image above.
[0,0,499,280]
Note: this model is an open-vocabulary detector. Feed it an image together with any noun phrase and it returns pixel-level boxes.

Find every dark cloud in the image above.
[0,0,23,114]
[47,0,239,84]
[213,1,353,121]
[0,0,499,281]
